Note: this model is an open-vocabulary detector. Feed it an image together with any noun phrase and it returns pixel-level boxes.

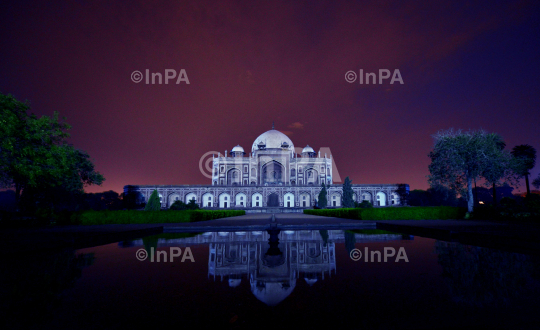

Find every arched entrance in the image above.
[284,193,295,207]
[267,193,279,207]
[262,161,284,185]
[227,168,241,185]
[376,192,387,206]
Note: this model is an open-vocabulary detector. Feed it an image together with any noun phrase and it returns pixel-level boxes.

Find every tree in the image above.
[533,174,540,190]
[356,200,373,208]
[396,184,409,206]
[408,187,458,207]
[408,189,430,206]
[481,140,519,206]
[84,191,122,211]
[318,183,328,209]
[0,190,17,212]
[511,144,537,197]
[471,187,492,205]
[145,189,161,211]
[427,185,458,206]
[122,185,144,210]
[0,92,104,212]
[344,231,356,255]
[428,129,509,213]
[319,229,329,246]
[186,198,200,210]
[170,200,187,210]
[170,199,199,210]
[342,176,354,208]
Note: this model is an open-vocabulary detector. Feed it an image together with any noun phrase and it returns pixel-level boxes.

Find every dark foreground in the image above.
[2,228,540,329]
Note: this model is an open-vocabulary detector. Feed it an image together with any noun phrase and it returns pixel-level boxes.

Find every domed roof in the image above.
[251,280,297,306]
[228,278,242,287]
[231,145,244,153]
[302,145,315,153]
[252,129,294,152]
[304,278,318,286]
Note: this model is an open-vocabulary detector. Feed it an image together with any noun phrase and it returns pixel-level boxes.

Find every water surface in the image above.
[4,229,540,329]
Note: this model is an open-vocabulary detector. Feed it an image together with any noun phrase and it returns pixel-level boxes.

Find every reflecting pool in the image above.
[3,229,540,329]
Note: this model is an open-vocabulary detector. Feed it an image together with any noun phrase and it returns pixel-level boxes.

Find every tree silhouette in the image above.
[318,183,328,209]
[481,139,519,205]
[344,231,356,255]
[342,177,354,208]
[396,184,409,205]
[428,129,509,213]
[123,185,144,210]
[0,93,104,212]
[533,174,540,190]
[144,190,161,211]
[511,144,537,197]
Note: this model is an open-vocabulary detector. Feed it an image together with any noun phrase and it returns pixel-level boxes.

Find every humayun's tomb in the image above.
[124,125,407,212]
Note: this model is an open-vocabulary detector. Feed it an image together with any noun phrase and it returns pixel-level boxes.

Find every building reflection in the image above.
[211,229,336,306]
[130,230,410,306]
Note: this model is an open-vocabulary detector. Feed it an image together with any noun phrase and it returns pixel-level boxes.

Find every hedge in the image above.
[304,206,466,220]
[361,206,466,220]
[75,210,246,225]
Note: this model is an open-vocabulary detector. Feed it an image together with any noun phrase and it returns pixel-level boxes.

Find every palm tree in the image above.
[511,144,537,197]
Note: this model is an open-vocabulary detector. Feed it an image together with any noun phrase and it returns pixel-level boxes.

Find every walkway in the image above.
[0,213,373,254]
[162,213,375,232]
[3,214,540,256]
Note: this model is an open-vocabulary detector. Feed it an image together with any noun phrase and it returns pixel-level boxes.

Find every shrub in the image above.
[144,190,161,211]
[342,177,355,208]
[170,199,200,210]
[170,200,188,210]
[360,206,466,220]
[75,209,245,225]
[499,197,517,207]
[318,183,328,208]
[473,194,540,221]
[304,206,466,220]
[356,201,373,208]
[186,199,200,210]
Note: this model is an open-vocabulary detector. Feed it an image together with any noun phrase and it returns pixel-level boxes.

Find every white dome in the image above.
[304,278,318,286]
[251,129,294,152]
[231,145,244,153]
[302,145,315,153]
[251,280,296,306]
[229,279,242,287]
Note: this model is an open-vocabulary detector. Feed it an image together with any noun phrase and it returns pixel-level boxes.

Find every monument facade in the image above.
[125,125,407,211]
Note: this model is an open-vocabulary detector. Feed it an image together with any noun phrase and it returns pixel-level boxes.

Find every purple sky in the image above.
[1,0,539,193]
